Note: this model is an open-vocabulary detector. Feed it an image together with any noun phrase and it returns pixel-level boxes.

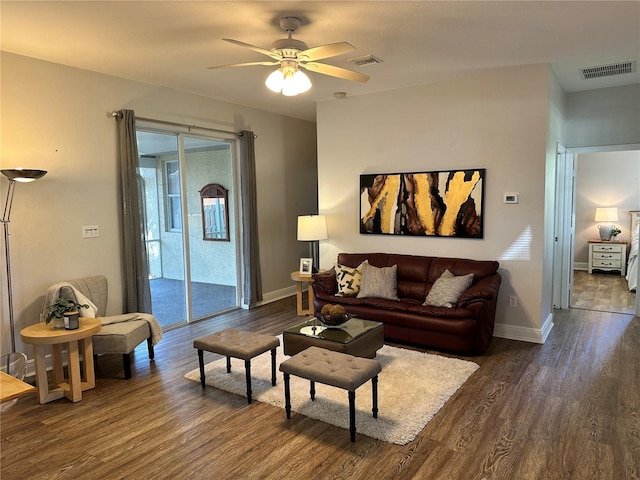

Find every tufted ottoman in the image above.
[193,329,280,404]
[279,346,382,442]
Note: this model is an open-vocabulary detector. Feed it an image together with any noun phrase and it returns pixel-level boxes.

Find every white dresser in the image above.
[587,240,628,276]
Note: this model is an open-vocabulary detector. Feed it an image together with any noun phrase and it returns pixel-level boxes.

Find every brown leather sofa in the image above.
[312,253,501,354]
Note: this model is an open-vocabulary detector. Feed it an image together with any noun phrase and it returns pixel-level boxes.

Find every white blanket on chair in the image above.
[99,313,163,346]
[43,283,99,318]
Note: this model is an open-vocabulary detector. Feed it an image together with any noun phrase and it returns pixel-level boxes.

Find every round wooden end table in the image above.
[20,318,101,404]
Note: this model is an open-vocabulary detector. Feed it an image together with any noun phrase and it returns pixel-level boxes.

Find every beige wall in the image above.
[0,52,317,356]
[574,150,640,266]
[317,64,554,341]
[566,84,640,148]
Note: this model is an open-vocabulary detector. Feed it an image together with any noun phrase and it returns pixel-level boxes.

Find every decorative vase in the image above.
[598,224,613,241]
[64,312,80,330]
[52,317,66,329]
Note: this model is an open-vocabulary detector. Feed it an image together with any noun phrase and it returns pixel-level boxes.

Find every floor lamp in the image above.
[1,168,47,353]
[297,215,328,273]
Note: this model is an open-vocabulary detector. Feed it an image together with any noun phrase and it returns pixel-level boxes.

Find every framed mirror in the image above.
[200,183,229,241]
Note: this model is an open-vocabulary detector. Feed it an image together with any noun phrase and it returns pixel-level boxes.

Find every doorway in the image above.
[137,129,240,328]
[555,147,639,316]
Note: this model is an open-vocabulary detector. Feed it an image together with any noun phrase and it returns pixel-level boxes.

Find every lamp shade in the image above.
[297,215,328,241]
[594,207,618,222]
[1,168,47,183]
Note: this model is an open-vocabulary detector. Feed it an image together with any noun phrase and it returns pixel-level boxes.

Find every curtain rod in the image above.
[111,111,246,137]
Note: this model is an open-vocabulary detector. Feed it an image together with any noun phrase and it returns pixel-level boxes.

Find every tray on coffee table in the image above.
[283,317,384,358]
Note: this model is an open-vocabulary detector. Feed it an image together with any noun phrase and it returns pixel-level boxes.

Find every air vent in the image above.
[348,55,383,67]
[580,61,635,79]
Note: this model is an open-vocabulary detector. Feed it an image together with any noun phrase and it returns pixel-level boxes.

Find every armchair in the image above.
[46,276,161,379]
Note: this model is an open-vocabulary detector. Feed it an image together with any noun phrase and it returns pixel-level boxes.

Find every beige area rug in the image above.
[185,338,479,445]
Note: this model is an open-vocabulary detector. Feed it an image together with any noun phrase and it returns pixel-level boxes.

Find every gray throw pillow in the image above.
[423,269,473,308]
[357,260,399,300]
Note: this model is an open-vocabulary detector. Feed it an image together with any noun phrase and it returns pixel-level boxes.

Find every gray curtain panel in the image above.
[239,130,263,308]
[115,109,152,314]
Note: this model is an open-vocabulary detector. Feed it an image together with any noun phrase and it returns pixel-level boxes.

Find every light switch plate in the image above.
[503,193,519,204]
[82,225,99,238]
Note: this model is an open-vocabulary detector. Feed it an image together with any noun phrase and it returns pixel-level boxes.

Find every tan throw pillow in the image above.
[334,262,363,297]
[423,269,473,308]
[357,260,399,300]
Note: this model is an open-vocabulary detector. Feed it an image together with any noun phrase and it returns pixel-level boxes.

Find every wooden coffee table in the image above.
[283,317,384,358]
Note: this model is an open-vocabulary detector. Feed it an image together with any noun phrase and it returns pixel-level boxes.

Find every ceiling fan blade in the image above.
[207,61,280,70]
[298,42,355,62]
[222,38,282,60]
[301,62,370,83]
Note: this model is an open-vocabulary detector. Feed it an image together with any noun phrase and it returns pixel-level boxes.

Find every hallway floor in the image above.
[571,269,636,315]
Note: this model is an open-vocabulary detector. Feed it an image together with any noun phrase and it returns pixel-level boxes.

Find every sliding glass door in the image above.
[137,129,239,328]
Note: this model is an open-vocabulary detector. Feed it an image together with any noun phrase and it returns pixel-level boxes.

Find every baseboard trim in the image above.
[243,285,298,309]
[493,312,554,344]
[25,352,66,381]
[540,313,555,342]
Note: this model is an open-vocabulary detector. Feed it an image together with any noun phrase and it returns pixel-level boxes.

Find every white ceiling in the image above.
[2,1,639,122]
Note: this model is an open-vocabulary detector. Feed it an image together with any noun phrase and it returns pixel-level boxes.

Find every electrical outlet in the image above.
[509,296,518,307]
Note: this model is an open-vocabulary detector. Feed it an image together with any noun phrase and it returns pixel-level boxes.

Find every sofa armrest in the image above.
[312,268,337,296]
[458,274,501,307]
[458,273,501,353]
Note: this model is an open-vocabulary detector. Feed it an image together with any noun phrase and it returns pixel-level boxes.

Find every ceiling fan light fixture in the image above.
[216,16,366,92]
[265,65,311,96]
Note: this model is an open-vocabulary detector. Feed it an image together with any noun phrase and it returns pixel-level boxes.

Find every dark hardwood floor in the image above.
[2,295,639,479]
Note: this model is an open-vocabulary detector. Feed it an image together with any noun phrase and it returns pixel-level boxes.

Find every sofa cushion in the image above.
[357,260,399,300]
[334,262,363,297]
[423,269,473,308]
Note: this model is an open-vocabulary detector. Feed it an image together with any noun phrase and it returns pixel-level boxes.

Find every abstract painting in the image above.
[360,169,485,238]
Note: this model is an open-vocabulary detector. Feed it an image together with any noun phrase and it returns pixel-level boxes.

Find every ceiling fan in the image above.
[208,16,369,96]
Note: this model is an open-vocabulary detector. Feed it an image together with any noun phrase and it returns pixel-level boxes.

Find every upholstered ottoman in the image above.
[193,329,280,404]
[279,346,382,442]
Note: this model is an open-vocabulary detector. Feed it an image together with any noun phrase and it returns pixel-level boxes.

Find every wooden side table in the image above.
[20,318,101,404]
[291,271,315,316]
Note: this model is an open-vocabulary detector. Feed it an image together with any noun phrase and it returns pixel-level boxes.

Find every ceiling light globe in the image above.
[282,70,311,96]
[265,69,285,93]
[293,70,311,93]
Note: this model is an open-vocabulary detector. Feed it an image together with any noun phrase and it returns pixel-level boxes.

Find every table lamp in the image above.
[594,207,618,241]
[297,215,328,273]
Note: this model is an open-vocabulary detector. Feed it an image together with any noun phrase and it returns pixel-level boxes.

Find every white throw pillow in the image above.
[334,262,363,297]
[423,269,473,308]
[357,260,399,300]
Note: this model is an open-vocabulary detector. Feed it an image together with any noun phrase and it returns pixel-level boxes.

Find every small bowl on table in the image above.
[316,312,352,327]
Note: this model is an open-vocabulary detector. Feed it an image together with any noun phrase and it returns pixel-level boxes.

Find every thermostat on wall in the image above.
[503,193,519,204]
